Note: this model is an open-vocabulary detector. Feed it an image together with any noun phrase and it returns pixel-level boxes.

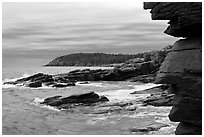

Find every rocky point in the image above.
[144,2,202,135]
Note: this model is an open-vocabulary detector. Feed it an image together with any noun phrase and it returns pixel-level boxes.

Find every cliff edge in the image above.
[144,2,202,135]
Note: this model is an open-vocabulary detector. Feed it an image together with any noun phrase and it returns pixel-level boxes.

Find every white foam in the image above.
[133,83,162,91]
[2,84,16,89]
[3,73,31,83]
[32,97,60,112]
[33,97,45,103]
[149,116,178,135]
[76,82,105,87]
[30,84,53,89]
[2,74,32,88]
[96,83,160,102]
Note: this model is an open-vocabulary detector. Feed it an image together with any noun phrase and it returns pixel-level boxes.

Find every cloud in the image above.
[2,2,177,67]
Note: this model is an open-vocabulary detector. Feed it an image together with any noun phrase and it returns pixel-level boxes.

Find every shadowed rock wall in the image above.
[144,2,202,135]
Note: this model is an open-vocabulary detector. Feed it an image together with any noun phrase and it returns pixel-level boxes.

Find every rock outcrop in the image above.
[41,92,109,109]
[144,2,202,37]
[4,73,76,88]
[131,85,174,107]
[144,2,202,135]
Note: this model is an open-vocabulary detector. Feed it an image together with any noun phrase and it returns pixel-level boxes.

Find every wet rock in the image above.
[43,95,62,104]
[129,74,156,83]
[51,82,76,88]
[3,72,77,88]
[129,123,169,133]
[99,95,109,102]
[142,92,174,106]
[25,81,42,88]
[61,92,109,104]
[3,81,18,85]
[78,81,89,84]
[16,73,45,83]
[125,104,138,111]
[93,106,123,114]
[41,92,109,108]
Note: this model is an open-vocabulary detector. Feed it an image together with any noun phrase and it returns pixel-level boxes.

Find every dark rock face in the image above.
[143,93,174,107]
[144,2,202,135]
[25,81,42,88]
[175,122,202,135]
[41,92,109,109]
[129,74,156,83]
[144,2,202,37]
[131,85,174,107]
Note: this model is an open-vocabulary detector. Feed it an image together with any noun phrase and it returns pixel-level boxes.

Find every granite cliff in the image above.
[144,2,202,135]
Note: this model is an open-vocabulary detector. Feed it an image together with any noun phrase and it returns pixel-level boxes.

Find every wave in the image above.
[76,81,106,87]
[133,83,162,91]
[2,84,16,89]
[96,83,160,102]
[135,106,172,117]
[3,73,31,83]
[31,97,60,112]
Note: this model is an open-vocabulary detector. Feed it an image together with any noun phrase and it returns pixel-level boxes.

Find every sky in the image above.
[2,2,177,67]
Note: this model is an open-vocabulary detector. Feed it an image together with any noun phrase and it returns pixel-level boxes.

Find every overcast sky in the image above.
[2,2,177,67]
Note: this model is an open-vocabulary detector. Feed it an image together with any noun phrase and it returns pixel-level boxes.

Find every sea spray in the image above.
[32,97,60,112]
[96,83,160,103]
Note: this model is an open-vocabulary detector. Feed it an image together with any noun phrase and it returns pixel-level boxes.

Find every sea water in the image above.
[2,66,177,135]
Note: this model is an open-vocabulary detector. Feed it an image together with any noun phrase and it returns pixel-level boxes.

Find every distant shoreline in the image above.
[43,64,121,67]
[44,53,144,67]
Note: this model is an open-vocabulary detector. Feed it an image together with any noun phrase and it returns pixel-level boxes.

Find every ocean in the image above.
[2,66,178,135]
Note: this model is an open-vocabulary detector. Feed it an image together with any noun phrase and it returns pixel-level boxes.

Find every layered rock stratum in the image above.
[144,2,202,135]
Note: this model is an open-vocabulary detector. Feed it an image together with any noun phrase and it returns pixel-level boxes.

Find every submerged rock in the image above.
[142,92,174,107]
[129,123,169,133]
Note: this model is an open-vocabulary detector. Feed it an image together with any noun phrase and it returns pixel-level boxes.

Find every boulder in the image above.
[43,95,62,104]
[41,92,109,107]
[25,81,42,88]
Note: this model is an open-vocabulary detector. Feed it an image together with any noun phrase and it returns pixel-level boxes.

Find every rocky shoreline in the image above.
[3,45,175,110]
[3,41,176,134]
[4,45,172,88]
